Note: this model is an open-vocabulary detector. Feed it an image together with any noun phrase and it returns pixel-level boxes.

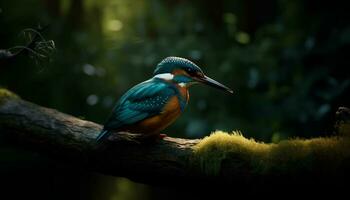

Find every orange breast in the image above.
[176,85,189,103]
[126,96,183,135]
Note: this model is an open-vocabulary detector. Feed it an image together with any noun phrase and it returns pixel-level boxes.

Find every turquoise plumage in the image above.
[97,78,186,141]
[97,57,233,141]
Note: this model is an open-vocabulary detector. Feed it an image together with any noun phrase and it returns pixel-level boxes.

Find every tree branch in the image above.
[1,88,350,188]
[0,89,199,185]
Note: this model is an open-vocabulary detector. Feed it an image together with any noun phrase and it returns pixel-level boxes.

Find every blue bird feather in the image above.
[96,129,109,141]
[96,56,233,141]
[97,78,184,141]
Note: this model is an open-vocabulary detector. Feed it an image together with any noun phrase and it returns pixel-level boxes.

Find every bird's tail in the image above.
[96,129,110,141]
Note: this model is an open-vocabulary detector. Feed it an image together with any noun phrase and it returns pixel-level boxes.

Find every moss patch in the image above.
[193,130,350,176]
[0,88,19,105]
[193,131,269,175]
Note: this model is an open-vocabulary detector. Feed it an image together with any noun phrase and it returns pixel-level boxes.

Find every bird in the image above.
[96,56,233,141]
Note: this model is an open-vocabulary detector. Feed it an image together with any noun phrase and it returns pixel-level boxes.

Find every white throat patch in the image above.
[178,83,186,87]
[153,73,174,80]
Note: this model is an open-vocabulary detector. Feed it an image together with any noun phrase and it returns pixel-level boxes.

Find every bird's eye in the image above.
[186,68,197,75]
[196,71,204,78]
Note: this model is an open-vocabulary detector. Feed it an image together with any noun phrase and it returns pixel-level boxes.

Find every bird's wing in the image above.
[103,79,176,131]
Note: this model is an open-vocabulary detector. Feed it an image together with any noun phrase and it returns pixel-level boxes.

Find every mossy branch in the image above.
[1,88,350,187]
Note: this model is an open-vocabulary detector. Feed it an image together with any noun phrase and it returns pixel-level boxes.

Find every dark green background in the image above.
[1,0,349,199]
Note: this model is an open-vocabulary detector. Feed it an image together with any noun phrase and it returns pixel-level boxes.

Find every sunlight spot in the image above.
[197,100,207,111]
[223,13,237,24]
[86,94,99,106]
[83,64,95,76]
[235,32,250,44]
[194,22,204,32]
[186,119,207,137]
[248,68,259,88]
[108,19,123,32]
[317,104,331,118]
[305,37,315,50]
[189,50,202,60]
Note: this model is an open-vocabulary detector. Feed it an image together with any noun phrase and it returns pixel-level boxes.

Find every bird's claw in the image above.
[158,133,167,139]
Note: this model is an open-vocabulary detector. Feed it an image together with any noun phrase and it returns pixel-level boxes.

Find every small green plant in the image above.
[0,26,55,66]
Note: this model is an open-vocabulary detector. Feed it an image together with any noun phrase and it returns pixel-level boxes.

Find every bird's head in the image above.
[153,57,233,94]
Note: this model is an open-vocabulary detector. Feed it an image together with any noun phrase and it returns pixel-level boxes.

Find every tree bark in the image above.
[1,89,350,188]
[0,90,200,185]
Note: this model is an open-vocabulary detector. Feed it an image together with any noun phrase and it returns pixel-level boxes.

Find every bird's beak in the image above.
[197,75,233,94]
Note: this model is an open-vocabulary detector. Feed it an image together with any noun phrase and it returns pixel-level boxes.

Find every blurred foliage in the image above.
[0,0,350,199]
[1,0,350,141]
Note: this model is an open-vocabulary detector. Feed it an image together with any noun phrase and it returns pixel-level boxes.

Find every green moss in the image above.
[0,88,19,105]
[193,130,350,176]
[193,131,270,175]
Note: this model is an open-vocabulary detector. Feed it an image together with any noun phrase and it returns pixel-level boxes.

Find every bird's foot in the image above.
[158,133,167,139]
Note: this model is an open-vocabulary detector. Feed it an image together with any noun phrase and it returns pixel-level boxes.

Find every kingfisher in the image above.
[96,57,233,141]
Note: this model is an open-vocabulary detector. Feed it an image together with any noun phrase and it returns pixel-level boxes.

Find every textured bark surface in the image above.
[0,92,201,184]
[1,90,350,188]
